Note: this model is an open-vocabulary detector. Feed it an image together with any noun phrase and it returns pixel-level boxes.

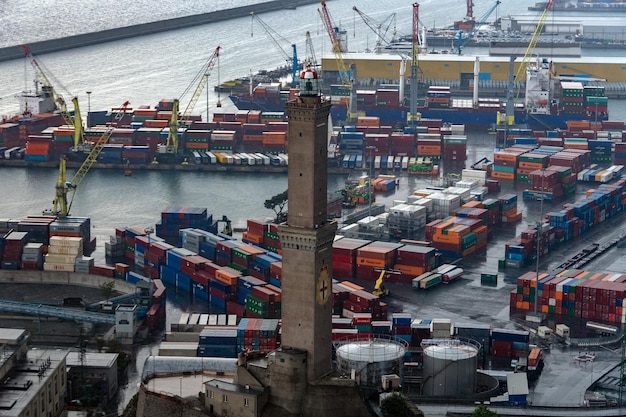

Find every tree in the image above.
[99,280,116,301]
[380,393,409,417]
[264,190,288,223]
[472,404,498,417]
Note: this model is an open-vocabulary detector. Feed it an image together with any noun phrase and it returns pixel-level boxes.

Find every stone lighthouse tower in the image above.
[278,64,337,381]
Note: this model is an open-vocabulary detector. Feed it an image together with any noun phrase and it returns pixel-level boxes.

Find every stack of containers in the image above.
[410,319,432,348]
[492,148,527,181]
[498,193,522,223]
[355,241,403,280]
[527,168,564,200]
[197,325,238,358]
[549,149,589,174]
[356,116,380,130]
[332,238,370,279]
[338,130,364,161]
[262,223,281,254]
[613,142,626,165]
[108,128,135,146]
[241,123,266,152]
[443,186,472,204]
[43,236,82,272]
[352,313,373,337]
[392,243,439,281]
[74,256,95,274]
[237,276,266,306]
[386,204,427,242]
[143,239,175,279]
[461,168,489,186]
[427,192,461,219]
[49,217,93,255]
[24,136,52,161]
[430,217,477,259]
[17,215,55,245]
[516,152,550,183]
[230,244,265,275]
[431,318,452,338]
[132,108,158,123]
[269,261,282,287]
[156,206,214,245]
[134,128,162,152]
[259,111,285,124]
[210,130,236,151]
[236,318,281,352]
[490,329,530,359]
[215,240,243,267]
[364,133,389,156]
[416,133,442,159]
[122,145,151,164]
[442,135,467,161]
[210,266,241,311]
[179,228,213,253]
[476,198,502,227]
[185,129,211,151]
[510,270,626,325]
[376,88,401,108]
[20,243,44,270]
[261,131,287,154]
[584,85,608,119]
[161,247,196,291]
[391,312,412,344]
[0,123,20,148]
[587,140,613,163]
[426,86,451,109]
[389,132,415,157]
[98,144,124,164]
[2,231,28,269]
[245,283,281,318]
[198,232,228,262]
[343,289,381,318]
[559,81,585,116]
[242,219,266,246]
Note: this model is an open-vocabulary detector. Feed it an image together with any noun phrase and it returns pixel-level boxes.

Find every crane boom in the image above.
[51,101,131,216]
[409,2,420,124]
[165,46,221,154]
[455,0,501,55]
[319,1,351,88]
[515,0,554,83]
[250,13,298,87]
[352,7,397,53]
[23,45,84,146]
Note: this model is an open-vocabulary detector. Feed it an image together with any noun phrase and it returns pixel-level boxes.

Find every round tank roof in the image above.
[336,339,405,362]
[424,343,477,361]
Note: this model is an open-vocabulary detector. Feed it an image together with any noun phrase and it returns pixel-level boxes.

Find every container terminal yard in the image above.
[4,4,626,417]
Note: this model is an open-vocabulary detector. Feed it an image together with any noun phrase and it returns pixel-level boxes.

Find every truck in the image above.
[434,264,463,283]
[412,271,442,289]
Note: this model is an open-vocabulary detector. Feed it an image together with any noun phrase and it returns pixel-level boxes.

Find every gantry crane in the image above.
[23,45,84,147]
[163,46,221,156]
[352,7,397,53]
[49,101,131,216]
[514,0,554,84]
[319,1,358,119]
[250,12,298,88]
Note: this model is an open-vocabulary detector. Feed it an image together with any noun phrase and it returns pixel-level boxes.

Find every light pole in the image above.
[534,168,545,318]
[86,91,92,127]
[366,146,376,219]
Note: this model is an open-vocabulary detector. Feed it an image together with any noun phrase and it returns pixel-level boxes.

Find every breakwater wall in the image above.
[0,0,321,63]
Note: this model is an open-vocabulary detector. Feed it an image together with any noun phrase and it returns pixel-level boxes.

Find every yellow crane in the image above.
[23,45,84,147]
[318,1,359,120]
[49,101,131,216]
[163,46,221,156]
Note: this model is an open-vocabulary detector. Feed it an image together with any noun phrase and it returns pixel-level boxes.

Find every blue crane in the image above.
[455,0,501,55]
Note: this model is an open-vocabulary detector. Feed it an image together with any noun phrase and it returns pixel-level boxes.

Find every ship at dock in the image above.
[229,56,609,131]
[529,0,626,11]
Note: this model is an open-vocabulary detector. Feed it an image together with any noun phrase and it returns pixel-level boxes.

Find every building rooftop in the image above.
[204,378,264,396]
[66,351,118,368]
[0,328,28,345]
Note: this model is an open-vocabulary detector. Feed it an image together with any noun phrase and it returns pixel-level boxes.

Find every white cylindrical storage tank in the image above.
[422,341,478,397]
[335,337,406,390]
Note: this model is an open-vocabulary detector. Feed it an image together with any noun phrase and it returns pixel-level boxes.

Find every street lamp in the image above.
[86,91,92,127]
[366,146,376,219]
[534,168,545,318]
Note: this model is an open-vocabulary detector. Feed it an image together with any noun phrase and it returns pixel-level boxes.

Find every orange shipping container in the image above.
[490,171,515,180]
[143,119,169,128]
[356,257,386,268]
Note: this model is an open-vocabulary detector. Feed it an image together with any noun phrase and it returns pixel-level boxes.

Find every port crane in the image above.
[49,101,131,217]
[454,0,501,55]
[408,2,420,125]
[250,12,298,88]
[318,1,358,120]
[22,45,84,147]
[163,46,221,156]
[352,7,397,53]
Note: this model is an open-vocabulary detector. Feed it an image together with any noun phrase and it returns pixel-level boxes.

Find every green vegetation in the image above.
[380,393,409,417]
[264,190,288,223]
[99,280,116,301]
[472,404,498,417]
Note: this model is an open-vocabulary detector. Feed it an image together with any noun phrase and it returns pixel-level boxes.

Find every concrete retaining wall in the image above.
[0,0,320,62]
[0,270,136,294]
